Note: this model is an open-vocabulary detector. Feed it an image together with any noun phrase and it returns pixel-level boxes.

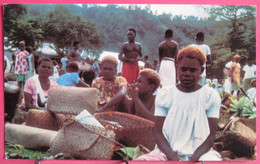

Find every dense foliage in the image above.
[4,4,256,79]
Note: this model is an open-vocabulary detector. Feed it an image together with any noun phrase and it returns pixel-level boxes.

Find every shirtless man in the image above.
[119,28,143,84]
[158,29,179,87]
[69,41,82,62]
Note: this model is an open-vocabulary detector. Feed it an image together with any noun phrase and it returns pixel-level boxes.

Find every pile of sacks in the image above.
[5,86,155,160]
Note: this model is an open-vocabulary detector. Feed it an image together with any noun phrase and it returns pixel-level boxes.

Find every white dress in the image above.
[152,85,221,160]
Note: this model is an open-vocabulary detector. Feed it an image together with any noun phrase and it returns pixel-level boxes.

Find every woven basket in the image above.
[94,112,155,150]
[55,113,75,127]
[25,109,60,131]
[47,86,99,115]
[50,119,116,160]
[5,124,57,149]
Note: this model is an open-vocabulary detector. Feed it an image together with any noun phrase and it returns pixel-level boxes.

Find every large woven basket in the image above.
[25,109,60,131]
[94,112,155,150]
[47,86,99,115]
[5,124,57,149]
[50,119,116,160]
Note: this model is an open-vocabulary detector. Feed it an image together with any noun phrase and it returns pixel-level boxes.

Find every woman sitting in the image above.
[136,46,221,161]
[24,56,59,110]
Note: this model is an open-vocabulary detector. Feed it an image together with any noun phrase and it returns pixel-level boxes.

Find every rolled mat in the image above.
[94,112,155,150]
[5,124,57,149]
[47,86,99,115]
[50,119,115,160]
[25,109,61,131]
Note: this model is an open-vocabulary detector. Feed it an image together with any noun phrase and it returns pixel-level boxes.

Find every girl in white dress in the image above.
[136,45,221,161]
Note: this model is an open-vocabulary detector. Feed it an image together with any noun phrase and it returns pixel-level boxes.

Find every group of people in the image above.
[223,54,256,100]
[4,27,256,161]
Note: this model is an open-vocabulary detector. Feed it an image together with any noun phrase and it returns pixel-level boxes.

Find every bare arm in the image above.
[76,80,90,87]
[98,86,127,112]
[129,86,154,121]
[118,44,127,62]
[155,116,180,160]
[189,118,218,161]
[24,92,39,111]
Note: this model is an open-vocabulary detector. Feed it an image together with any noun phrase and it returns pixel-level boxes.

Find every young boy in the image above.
[56,62,89,87]
[128,68,161,121]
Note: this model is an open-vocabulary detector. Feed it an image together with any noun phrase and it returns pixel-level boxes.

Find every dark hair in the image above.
[73,41,80,46]
[38,56,53,66]
[144,55,149,59]
[67,62,79,71]
[196,32,204,41]
[128,28,136,34]
[165,29,173,38]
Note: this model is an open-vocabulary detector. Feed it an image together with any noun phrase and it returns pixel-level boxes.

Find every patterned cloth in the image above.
[121,62,139,84]
[92,76,127,105]
[14,50,29,75]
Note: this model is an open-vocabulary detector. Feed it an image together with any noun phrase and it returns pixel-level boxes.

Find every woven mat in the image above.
[5,124,57,149]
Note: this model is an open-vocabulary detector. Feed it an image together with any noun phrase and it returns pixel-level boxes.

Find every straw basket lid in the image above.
[25,109,60,131]
[47,86,99,115]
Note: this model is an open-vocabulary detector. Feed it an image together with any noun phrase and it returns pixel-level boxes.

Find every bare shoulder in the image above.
[170,40,178,46]
[159,41,166,48]
[135,42,142,47]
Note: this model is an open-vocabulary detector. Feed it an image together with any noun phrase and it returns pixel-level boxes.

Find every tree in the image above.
[40,5,104,57]
[207,5,256,52]
[8,17,44,48]
[4,4,27,35]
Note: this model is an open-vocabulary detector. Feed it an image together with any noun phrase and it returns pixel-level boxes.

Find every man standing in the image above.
[191,32,212,85]
[158,29,179,87]
[119,28,142,84]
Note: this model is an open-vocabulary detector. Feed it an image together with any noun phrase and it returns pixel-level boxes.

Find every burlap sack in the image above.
[5,124,57,149]
[25,109,60,131]
[47,86,98,115]
[94,112,155,150]
[50,119,115,160]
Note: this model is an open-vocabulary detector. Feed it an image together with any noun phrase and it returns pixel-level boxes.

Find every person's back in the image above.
[158,29,179,87]
[57,62,89,87]
[159,40,178,62]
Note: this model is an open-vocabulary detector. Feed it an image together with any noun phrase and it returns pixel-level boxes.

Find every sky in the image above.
[77,4,210,19]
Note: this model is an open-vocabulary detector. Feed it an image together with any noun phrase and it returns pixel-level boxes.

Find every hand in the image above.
[128,84,139,100]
